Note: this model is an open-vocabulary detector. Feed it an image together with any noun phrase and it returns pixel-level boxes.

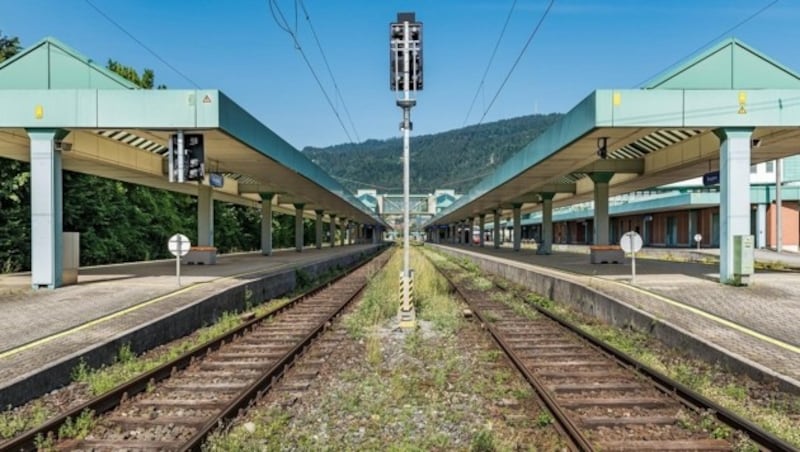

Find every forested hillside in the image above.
[303,113,562,193]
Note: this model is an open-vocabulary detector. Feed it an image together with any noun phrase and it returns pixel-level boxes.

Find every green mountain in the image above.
[302,113,563,194]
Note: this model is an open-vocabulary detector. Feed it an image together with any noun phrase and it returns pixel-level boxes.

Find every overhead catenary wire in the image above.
[84,0,201,89]
[298,0,361,142]
[456,0,555,176]
[462,0,518,127]
[475,0,555,127]
[636,0,779,87]
[268,0,355,144]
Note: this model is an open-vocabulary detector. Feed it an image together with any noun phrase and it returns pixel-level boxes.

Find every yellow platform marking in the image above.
[602,278,800,355]
[0,266,282,360]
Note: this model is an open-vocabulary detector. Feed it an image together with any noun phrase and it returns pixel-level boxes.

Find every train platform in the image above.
[0,244,382,407]
[433,243,800,393]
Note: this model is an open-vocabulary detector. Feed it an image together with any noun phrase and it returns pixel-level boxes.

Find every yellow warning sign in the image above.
[202,95,212,104]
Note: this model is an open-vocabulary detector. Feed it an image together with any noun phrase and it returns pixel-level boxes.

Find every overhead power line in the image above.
[268,0,355,144]
[456,0,555,165]
[637,0,779,87]
[84,0,200,88]
[476,0,555,127]
[298,0,361,142]
[463,0,518,127]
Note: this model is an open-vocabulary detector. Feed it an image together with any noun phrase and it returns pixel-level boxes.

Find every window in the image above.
[766,161,775,173]
[750,164,758,174]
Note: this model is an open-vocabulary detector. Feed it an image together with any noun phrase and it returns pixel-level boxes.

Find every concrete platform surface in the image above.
[0,244,380,402]
[437,243,800,391]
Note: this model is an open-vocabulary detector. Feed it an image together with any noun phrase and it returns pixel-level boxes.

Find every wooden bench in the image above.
[182,246,217,265]
[589,245,624,264]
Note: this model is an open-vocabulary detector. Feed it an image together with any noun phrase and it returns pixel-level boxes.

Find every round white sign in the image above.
[168,233,191,257]
[694,233,702,243]
[620,231,643,253]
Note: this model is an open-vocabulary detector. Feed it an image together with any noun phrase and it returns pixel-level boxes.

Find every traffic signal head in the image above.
[390,13,423,92]
[184,134,205,181]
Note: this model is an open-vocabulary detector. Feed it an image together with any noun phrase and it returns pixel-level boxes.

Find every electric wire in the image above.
[268,0,354,143]
[455,0,555,184]
[462,0,518,127]
[298,0,361,142]
[636,0,779,87]
[84,0,200,89]
[476,0,555,126]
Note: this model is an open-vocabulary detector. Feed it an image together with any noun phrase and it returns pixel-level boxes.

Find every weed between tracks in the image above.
[0,298,290,444]
[421,249,800,449]
[429,249,800,448]
[205,247,564,450]
[0,265,351,442]
[528,294,800,448]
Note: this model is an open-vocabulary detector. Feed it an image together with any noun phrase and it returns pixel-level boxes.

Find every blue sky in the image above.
[5,1,800,149]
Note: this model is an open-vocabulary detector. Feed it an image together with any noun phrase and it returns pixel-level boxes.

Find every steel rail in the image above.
[180,266,373,451]
[2,250,387,452]
[496,281,799,452]
[441,254,797,452]
[437,268,591,451]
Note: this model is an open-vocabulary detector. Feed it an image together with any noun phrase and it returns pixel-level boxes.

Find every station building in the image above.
[510,157,800,251]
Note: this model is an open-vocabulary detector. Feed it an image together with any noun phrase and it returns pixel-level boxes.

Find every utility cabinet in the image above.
[62,232,79,285]
[732,235,754,285]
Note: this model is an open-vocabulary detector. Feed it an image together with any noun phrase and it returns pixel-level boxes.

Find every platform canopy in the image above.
[0,37,385,226]
[426,38,800,226]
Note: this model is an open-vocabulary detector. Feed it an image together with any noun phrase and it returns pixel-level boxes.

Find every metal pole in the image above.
[631,234,637,285]
[402,20,411,286]
[176,254,181,286]
[776,159,783,252]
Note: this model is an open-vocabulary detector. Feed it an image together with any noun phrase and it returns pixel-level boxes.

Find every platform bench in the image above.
[183,246,217,265]
[589,245,624,264]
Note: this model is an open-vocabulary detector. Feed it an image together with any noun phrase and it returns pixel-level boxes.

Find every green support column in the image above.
[512,204,522,251]
[716,128,754,285]
[479,214,486,247]
[340,219,347,246]
[456,221,462,245]
[315,209,324,249]
[467,217,474,246]
[28,129,68,289]
[589,172,614,245]
[538,193,555,255]
[259,193,274,256]
[493,209,501,249]
[329,214,337,247]
[197,185,214,247]
[294,203,305,252]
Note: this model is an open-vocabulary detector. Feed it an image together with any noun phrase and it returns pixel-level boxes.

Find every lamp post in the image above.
[390,12,423,328]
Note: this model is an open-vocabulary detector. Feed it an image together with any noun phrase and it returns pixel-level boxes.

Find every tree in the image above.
[0,32,28,272]
[0,31,21,63]
[107,59,166,89]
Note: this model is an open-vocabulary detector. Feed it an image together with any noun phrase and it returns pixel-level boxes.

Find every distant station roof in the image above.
[426,38,800,226]
[0,37,385,226]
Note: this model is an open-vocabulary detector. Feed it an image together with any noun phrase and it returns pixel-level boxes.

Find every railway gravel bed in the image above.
[2,250,390,451]
[428,250,795,451]
[205,249,568,451]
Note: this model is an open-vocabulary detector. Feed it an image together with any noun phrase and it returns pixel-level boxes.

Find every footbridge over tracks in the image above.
[424,38,800,285]
[0,38,387,289]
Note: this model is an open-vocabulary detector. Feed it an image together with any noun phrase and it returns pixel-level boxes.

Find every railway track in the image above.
[3,250,390,452]
[431,253,795,451]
